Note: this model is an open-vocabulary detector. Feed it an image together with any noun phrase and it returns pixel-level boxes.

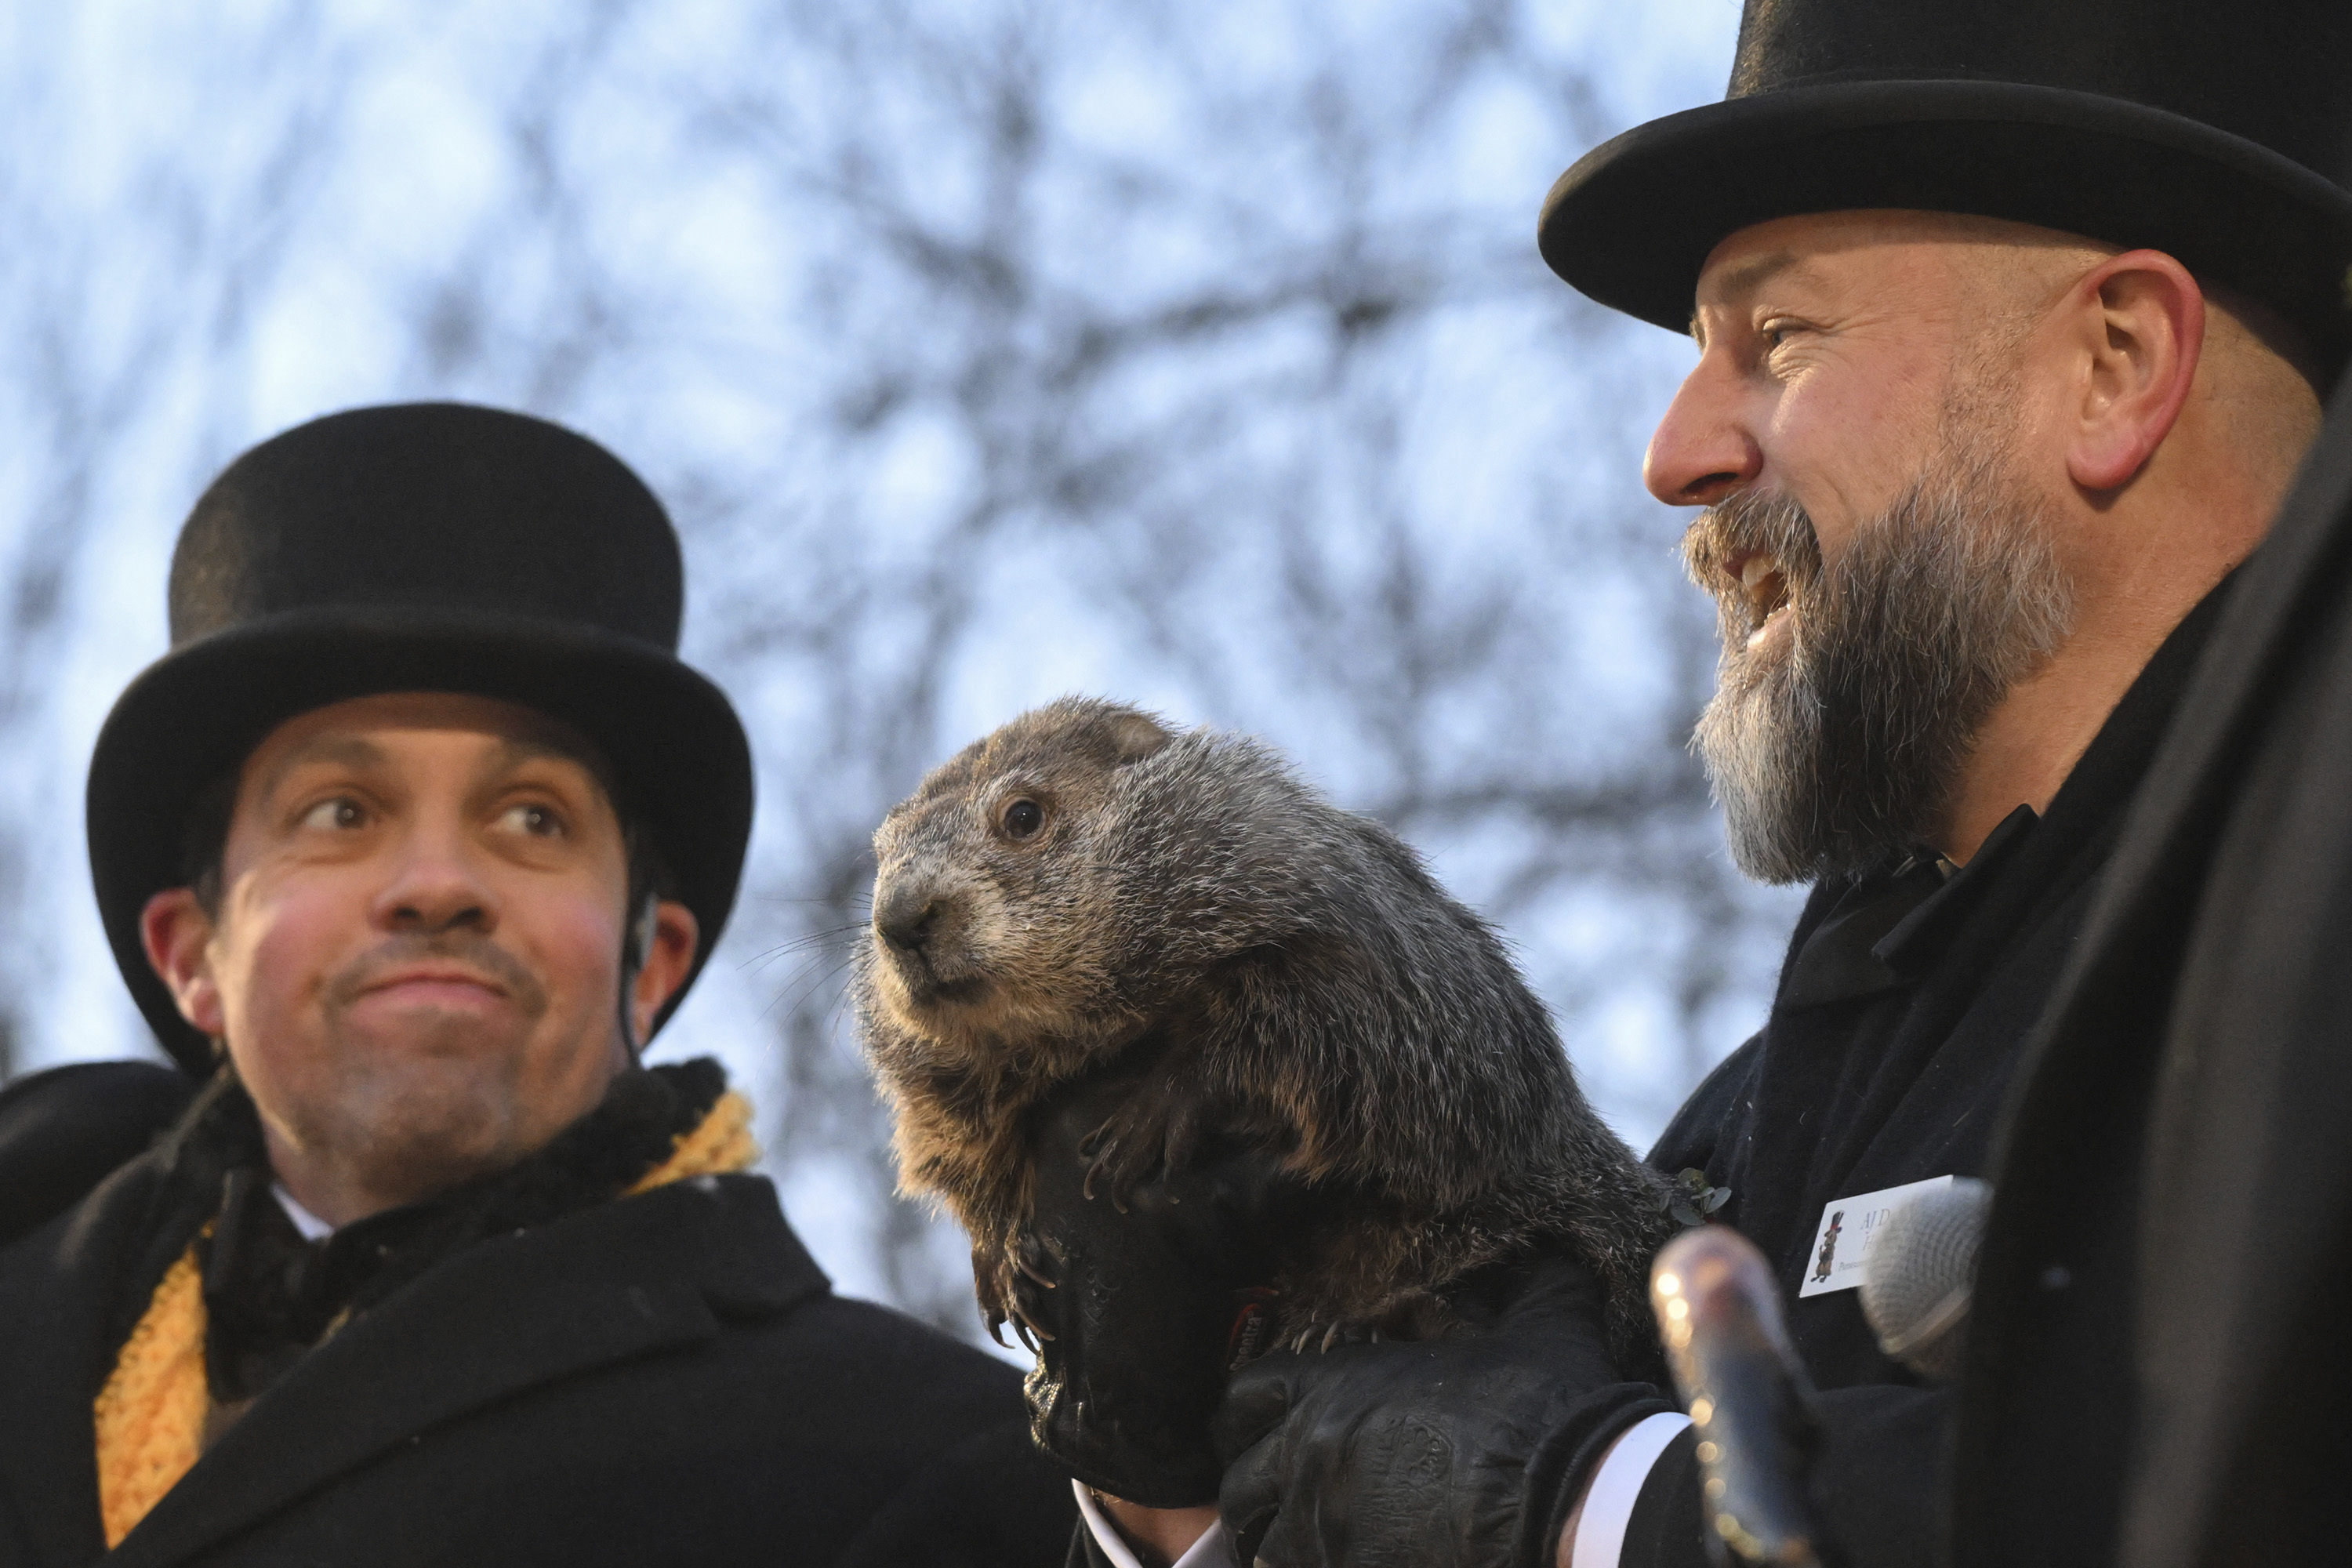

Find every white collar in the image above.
[270,1181,336,1242]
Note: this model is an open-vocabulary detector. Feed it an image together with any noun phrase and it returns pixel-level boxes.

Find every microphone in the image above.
[1858,1178,1990,1381]
[1653,1225,1831,1568]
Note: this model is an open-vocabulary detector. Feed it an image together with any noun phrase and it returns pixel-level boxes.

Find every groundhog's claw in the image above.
[1279,1287,1452,1355]
[1287,1319,1370,1353]
[1005,1291,1055,1346]
[1077,1070,1210,1211]
[1077,1123,1149,1210]
[993,1231,1060,1352]
[975,1232,1065,1357]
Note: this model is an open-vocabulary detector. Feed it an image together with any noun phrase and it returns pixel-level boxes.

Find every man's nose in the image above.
[373,826,496,934]
[1643,353,1762,507]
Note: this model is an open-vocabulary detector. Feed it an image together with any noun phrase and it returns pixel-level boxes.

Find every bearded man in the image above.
[1071,1,2352,1565]
[0,404,1076,1566]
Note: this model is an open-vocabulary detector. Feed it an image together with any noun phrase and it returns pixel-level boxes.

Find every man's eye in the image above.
[498,803,564,838]
[299,797,366,832]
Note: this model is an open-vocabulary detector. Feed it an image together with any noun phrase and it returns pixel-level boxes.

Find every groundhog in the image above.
[855,696,1677,1370]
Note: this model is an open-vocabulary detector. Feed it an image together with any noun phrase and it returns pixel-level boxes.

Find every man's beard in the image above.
[1682,430,2077,885]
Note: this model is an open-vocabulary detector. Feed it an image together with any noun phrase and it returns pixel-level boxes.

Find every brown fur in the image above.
[855,697,1677,1363]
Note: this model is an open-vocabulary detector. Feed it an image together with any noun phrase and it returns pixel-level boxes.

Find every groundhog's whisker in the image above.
[760,953,863,1020]
[740,923,869,973]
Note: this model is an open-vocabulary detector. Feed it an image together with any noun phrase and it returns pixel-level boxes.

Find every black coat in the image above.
[1951,378,2352,1567]
[0,1149,1075,1567]
[0,1065,192,1252]
[1613,592,2227,1568]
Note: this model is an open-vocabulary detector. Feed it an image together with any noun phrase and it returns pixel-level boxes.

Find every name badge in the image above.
[1796,1175,1953,1298]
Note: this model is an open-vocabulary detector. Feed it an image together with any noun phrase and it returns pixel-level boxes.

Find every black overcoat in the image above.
[1614,590,2227,1568]
[0,1146,1076,1567]
[1951,376,2352,1566]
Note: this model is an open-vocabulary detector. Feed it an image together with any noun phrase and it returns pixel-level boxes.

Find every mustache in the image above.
[1680,489,1824,638]
[324,931,550,1018]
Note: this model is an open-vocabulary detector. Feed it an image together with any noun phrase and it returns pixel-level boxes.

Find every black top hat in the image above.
[87,403,756,1073]
[1539,0,2352,371]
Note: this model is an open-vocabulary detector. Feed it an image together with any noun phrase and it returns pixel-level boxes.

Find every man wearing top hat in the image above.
[1069,1,2352,1566]
[0,403,1075,1565]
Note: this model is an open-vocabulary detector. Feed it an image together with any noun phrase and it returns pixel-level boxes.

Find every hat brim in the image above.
[87,608,755,1073]
[1540,79,2352,370]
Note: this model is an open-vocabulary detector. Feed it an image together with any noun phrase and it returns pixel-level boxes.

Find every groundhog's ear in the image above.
[1107,710,1173,765]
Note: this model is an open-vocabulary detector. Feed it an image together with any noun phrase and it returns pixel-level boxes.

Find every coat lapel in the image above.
[104,1173,824,1568]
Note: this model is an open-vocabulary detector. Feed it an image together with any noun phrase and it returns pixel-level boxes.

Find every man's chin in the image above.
[322,1081,544,1208]
[309,1024,551,1196]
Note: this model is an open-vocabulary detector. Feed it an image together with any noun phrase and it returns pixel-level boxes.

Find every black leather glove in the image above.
[1214,1251,1675,1568]
[1015,1064,1328,1507]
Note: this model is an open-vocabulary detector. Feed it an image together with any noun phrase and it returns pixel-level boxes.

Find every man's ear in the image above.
[628,898,700,1043]
[141,888,225,1037]
[2064,249,2206,493]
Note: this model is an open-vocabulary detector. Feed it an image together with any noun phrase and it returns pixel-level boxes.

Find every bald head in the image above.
[2189,281,2327,486]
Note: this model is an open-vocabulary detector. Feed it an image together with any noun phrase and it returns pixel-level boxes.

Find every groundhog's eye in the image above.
[1001,798,1045,840]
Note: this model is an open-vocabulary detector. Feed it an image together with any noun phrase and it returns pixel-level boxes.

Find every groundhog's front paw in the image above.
[1076,1079,1207,1211]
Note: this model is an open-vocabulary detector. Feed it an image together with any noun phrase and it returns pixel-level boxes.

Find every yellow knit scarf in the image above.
[91,1089,757,1548]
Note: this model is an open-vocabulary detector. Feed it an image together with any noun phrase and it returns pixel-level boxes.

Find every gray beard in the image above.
[1683,438,2077,885]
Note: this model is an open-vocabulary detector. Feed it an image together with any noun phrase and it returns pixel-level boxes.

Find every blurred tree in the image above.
[0,2,359,1080]
[0,0,1791,1340]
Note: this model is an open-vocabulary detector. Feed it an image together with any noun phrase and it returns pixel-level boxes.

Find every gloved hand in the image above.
[1015,1063,1328,1507]
[1213,1251,1674,1568]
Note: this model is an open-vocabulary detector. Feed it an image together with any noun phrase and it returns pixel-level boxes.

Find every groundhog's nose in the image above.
[875,882,943,955]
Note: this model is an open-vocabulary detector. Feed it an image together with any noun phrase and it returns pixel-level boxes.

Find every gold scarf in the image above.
[92,1090,758,1548]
